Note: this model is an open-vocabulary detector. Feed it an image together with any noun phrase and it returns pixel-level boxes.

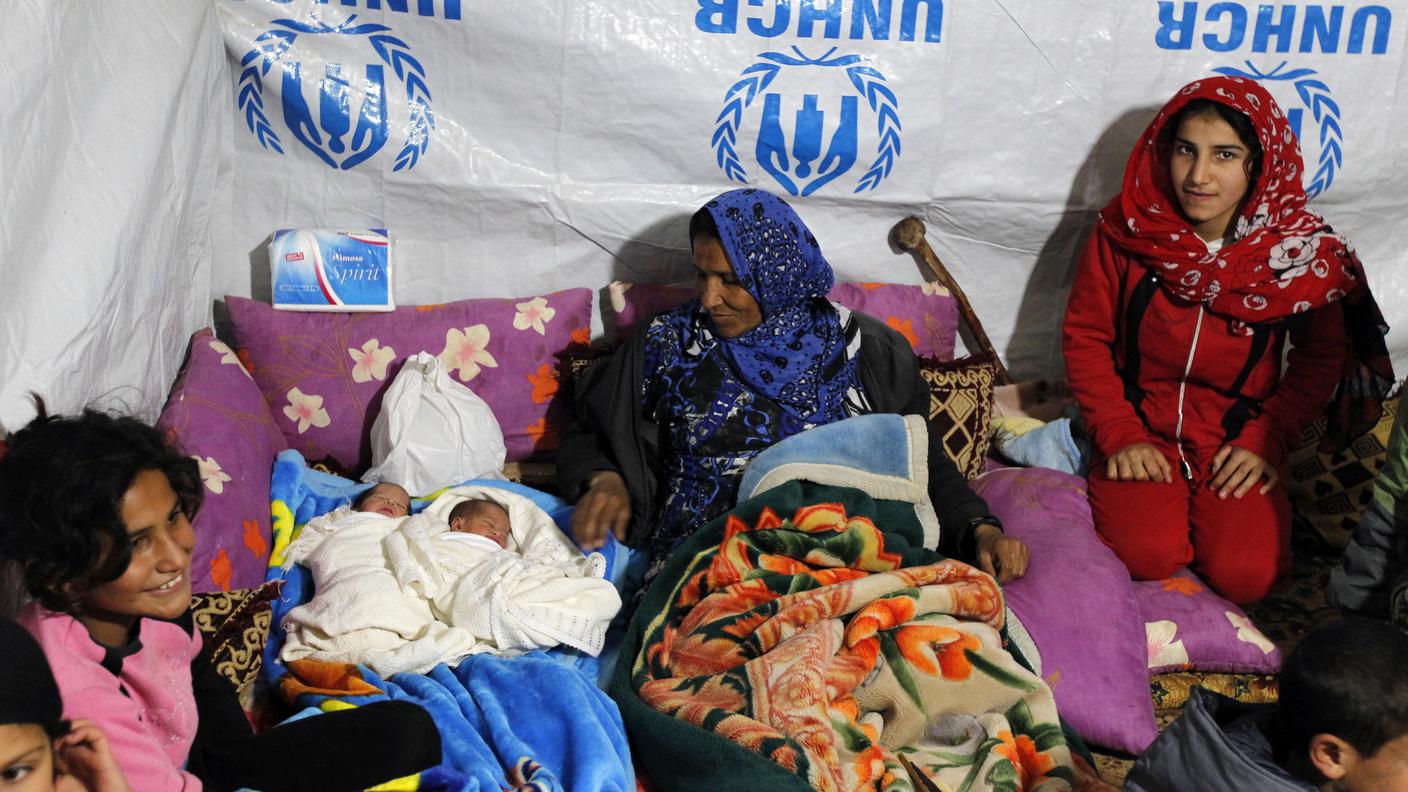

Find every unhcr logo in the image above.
[237,14,435,171]
[712,47,902,196]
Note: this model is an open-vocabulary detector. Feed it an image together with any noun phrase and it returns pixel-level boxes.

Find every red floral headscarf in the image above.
[1100,76,1392,444]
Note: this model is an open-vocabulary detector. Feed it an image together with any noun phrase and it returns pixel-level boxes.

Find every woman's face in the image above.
[1169,111,1254,242]
[693,235,762,338]
[76,469,195,647]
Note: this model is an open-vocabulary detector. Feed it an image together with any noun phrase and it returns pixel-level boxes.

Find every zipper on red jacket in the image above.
[1174,305,1206,482]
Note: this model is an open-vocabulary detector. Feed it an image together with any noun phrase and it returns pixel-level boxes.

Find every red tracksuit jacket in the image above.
[1063,228,1346,475]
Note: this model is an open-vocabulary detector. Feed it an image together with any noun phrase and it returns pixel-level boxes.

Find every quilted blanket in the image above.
[265,450,633,792]
[611,417,1110,792]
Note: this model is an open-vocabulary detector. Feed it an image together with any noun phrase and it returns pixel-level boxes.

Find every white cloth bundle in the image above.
[279,508,477,676]
[392,486,620,656]
[280,486,621,676]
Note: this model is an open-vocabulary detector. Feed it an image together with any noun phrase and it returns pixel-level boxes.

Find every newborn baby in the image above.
[446,498,510,549]
[280,481,477,676]
[386,486,622,657]
[356,482,411,518]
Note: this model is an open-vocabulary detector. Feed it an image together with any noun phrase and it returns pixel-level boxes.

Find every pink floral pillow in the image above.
[157,329,287,593]
[608,280,959,359]
[226,291,593,471]
[1135,569,1282,674]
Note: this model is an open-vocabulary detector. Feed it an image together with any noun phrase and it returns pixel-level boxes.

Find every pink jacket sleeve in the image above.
[65,680,203,792]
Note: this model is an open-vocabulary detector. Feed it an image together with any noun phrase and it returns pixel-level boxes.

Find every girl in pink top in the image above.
[0,400,441,792]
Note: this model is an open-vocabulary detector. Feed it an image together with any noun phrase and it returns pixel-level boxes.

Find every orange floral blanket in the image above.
[621,483,1111,792]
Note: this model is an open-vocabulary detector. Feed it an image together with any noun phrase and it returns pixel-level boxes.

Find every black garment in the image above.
[147,614,442,792]
[0,616,63,727]
[557,311,997,559]
[1126,687,1316,791]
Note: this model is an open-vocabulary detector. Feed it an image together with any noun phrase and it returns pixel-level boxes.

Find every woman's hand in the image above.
[1209,445,1279,499]
[571,470,632,550]
[53,720,131,792]
[974,523,1030,583]
[1106,443,1173,483]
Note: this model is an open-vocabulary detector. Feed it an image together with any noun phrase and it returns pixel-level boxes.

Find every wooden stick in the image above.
[897,754,943,792]
[893,216,1013,384]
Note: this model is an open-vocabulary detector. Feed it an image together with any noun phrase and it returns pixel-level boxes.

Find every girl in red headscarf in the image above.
[1063,76,1392,604]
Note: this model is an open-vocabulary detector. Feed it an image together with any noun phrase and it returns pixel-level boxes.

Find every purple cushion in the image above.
[157,329,286,593]
[608,280,959,359]
[227,292,593,470]
[972,466,1158,754]
[1135,569,1282,674]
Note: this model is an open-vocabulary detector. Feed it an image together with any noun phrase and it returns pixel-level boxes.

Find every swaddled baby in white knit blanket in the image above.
[281,484,621,677]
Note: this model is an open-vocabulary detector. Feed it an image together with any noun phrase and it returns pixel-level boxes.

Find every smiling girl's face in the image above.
[75,469,195,648]
[0,724,54,792]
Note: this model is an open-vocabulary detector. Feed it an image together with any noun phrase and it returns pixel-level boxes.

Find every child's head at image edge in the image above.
[0,618,68,791]
[447,498,511,549]
[0,401,202,648]
[1280,618,1408,792]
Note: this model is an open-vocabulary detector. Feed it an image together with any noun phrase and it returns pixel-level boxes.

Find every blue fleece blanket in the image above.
[263,450,633,792]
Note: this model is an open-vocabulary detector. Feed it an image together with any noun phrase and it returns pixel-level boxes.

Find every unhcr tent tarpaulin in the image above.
[0,2,230,430]
[214,0,1408,379]
[3,0,1407,428]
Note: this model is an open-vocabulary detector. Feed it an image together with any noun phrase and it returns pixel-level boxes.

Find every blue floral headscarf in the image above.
[691,188,856,423]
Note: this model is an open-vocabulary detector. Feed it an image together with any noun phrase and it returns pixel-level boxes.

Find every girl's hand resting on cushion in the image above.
[1209,445,1279,499]
[1106,443,1174,483]
[572,470,632,550]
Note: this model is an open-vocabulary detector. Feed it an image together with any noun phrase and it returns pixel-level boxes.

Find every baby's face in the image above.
[358,483,410,518]
[450,503,510,548]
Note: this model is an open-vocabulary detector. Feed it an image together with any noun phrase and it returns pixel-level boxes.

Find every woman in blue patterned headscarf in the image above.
[558,189,1029,581]
[635,190,870,561]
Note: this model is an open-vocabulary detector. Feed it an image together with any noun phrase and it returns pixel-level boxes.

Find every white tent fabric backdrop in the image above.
[0,1,231,430]
[3,0,1406,429]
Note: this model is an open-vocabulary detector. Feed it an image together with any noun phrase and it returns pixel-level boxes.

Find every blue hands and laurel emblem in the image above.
[1214,60,1342,198]
[238,14,435,171]
[712,47,902,196]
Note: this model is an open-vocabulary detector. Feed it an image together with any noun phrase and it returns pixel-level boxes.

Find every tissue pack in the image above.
[270,229,394,311]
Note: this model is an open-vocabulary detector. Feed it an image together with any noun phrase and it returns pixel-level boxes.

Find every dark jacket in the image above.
[556,311,996,557]
[1126,687,1316,792]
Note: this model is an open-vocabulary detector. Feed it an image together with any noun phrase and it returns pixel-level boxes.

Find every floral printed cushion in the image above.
[972,466,1158,754]
[226,291,593,471]
[607,280,959,359]
[189,581,281,705]
[1135,568,1282,674]
[157,329,286,593]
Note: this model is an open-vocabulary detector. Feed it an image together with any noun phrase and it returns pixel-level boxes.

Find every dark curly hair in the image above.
[0,398,203,613]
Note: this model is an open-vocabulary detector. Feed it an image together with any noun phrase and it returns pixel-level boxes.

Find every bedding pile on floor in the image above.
[612,479,1112,792]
